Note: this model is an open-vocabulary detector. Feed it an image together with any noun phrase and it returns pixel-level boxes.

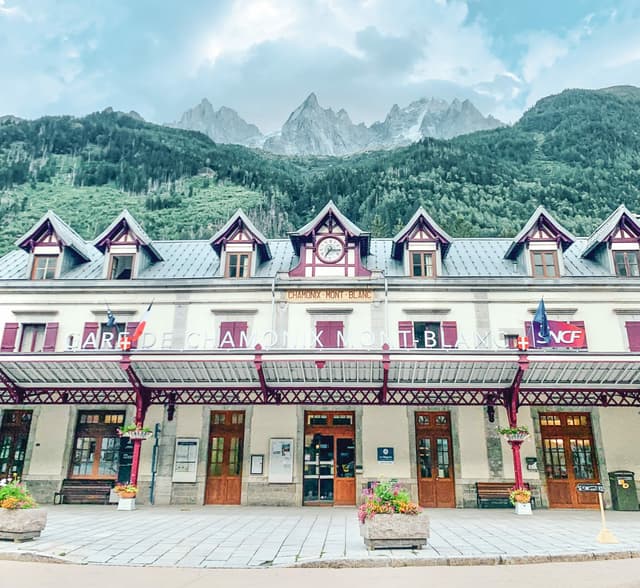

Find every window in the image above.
[226,253,251,278]
[109,255,134,280]
[504,334,519,349]
[531,251,559,278]
[219,321,248,348]
[614,251,640,277]
[398,321,457,349]
[98,322,125,349]
[414,322,441,348]
[19,324,46,352]
[31,255,58,279]
[411,252,435,277]
[315,321,344,348]
[625,322,640,351]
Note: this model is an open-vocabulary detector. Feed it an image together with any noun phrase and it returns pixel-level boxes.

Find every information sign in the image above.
[576,483,604,493]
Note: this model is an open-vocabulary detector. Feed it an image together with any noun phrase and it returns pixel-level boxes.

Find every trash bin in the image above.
[608,471,639,511]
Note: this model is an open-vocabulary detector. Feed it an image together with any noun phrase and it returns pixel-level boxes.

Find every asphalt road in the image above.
[4,559,640,588]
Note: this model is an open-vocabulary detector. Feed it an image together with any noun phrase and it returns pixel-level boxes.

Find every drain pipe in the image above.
[271,275,277,333]
[149,423,161,504]
[384,272,389,344]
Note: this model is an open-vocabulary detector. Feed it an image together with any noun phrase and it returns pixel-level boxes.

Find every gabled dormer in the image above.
[15,211,92,280]
[504,206,575,278]
[582,205,640,277]
[288,201,371,278]
[209,209,271,278]
[93,210,163,280]
[392,207,452,277]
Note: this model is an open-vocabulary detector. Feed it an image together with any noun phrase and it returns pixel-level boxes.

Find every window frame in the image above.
[108,254,135,280]
[18,323,47,352]
[613,250,640,277]
[530,250,560,278]
[410,251,436,278]
[225,252,252,278]
[30,255,58,280]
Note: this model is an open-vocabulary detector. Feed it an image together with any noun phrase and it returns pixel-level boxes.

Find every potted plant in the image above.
[358,481,429,549]
[510,487,533,515]
[117,424,153,441]
[114,482,138,511]
[0,476,47,541]
[498,425,530,442]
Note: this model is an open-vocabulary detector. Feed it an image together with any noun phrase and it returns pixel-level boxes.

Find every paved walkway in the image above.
[2,506,640,568]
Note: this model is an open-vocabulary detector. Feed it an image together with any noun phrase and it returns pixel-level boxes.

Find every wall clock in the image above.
[317,236,345,263]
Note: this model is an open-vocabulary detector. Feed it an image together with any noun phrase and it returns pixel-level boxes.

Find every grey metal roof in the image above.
[93,209,163,262]
[582,204,640,258]
[504,205,576,259]
[15,210,93,262]
[0,236,620,281]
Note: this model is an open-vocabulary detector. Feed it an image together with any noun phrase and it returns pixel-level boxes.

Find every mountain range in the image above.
[171,93,503,156]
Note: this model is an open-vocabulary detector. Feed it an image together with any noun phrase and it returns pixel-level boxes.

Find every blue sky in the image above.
[0,0,638,131]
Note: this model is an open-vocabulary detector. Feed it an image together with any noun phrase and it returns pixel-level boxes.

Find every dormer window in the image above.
[411,252,435,278]
[226,252,251,278]
[531,251,559,278]
[31,255,58,280]
[109,254,134,280]
[613,250,640,277]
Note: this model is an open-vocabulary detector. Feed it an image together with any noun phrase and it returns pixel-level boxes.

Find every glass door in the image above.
[0,410,32,480]
[303,434,334,503]
[69,412,124,479]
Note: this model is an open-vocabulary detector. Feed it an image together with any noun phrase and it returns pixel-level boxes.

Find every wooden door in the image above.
[69,411,124,479]
[334,436,356,505]
[540,413,599,509]
[0,410,32,480]
[416,412,455,508]
[205,411,245,505]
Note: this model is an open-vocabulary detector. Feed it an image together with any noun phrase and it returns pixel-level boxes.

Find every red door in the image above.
[205,411,245,504]
[416,412,455,508]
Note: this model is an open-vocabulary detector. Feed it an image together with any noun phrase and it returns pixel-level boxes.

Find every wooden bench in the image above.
[53,479,114,505]
[476,482,535,509]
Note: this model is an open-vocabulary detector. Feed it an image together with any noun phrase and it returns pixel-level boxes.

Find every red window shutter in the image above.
[524,321,534,346]
[442,321,458,348]
[82,322,99,350]
[315,321,344,348]
[234,322,248,348]
[219,321,248,348]
[42,322,59,352]
[219,322,234,348]
[625,322,640,352]
[398,321,414,348]
[1,323,19,352]
[569,321,588,349]
[126,322,140,349]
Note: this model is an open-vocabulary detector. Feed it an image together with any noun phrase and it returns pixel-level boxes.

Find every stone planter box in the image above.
[0,508,47,542]
[515,502,532,515]
[360,512,429,549]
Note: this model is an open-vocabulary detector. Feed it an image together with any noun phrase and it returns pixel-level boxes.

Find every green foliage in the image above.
[1,88,640,254]
[0,477,37,509]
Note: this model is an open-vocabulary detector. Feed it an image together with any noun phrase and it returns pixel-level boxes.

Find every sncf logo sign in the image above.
[530,320,587,349]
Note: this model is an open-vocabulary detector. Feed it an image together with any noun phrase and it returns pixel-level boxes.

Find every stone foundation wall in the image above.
[246,482,297,506]
[24,479,61,505]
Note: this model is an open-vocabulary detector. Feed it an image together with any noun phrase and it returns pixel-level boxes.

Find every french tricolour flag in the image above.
[131,302,153,343]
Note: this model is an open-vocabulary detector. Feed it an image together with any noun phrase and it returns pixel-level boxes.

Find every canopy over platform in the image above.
[1,350,639,407]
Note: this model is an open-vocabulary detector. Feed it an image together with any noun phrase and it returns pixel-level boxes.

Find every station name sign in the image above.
[286,289,373,303]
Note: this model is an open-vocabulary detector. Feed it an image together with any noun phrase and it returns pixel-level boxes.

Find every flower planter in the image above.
[117,497,136,511]
[122,430,152,441]
[514,502,532,515]
[360,512,430,550]
[118,491,136,499]
[0,508,47,542]
[505,432,530,443]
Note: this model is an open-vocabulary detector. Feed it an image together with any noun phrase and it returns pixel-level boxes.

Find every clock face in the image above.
[317,236,345,263]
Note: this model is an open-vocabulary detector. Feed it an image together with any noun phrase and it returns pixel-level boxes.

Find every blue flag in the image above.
[106,309,117,328]
[533,298,550,343]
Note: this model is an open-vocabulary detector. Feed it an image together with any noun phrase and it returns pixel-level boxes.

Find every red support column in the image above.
[379,343,390,404]
[504,354,529,488]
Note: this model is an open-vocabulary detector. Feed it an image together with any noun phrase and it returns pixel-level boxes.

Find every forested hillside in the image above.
[1,86,640,254]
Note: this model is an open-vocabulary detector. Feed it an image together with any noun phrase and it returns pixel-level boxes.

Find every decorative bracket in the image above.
[379,344,390,404]
[0,366,24,404]
[119,356,151,425]
[503,354,529,427]
[254,344,273,403]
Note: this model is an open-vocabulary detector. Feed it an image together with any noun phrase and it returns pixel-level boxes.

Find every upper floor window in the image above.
[99,322,125,349]
[31,255,58,280]
[411,252,435,277]
[226,253,251,278]
[614,251,640,277]
[19,324,46,352]
[109,255,134,280]
[531,251,559,278]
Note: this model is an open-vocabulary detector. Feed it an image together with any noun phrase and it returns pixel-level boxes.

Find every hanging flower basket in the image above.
[505,432,530,442]
[117,424,153,441]
[497,426,530,443]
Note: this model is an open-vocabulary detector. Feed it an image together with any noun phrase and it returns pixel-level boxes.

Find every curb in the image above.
[0,550,72,565]
[292,550,640,569]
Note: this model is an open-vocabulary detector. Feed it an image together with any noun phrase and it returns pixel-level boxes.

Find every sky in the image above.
[1,0,639,132]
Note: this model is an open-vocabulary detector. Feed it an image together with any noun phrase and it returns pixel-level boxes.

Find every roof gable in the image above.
[209,209,271,260]
[391,207,453,259]
[93,210,163,262]
[15,210,92,262]
[582,204,640,258]
[289,200,370,255]
[504,205,575,260]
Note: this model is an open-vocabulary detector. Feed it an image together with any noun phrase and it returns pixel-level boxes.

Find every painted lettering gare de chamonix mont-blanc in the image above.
[1,200,640,512]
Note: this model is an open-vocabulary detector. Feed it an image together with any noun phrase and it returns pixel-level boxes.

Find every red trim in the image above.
[1,323,18,352]
[43,322,59,352]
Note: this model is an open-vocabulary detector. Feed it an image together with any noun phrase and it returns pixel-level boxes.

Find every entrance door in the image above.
[205,411,244,505]
[540,413,599,508]
[69,411,124,479]
[303,412,356,505]
[0,410,33,480]
[415,412,455,508]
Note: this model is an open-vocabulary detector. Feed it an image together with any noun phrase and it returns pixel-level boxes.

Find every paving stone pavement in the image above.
[2,505,640,568]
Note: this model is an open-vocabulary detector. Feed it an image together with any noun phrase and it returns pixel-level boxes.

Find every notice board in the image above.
[269,438,294,483]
